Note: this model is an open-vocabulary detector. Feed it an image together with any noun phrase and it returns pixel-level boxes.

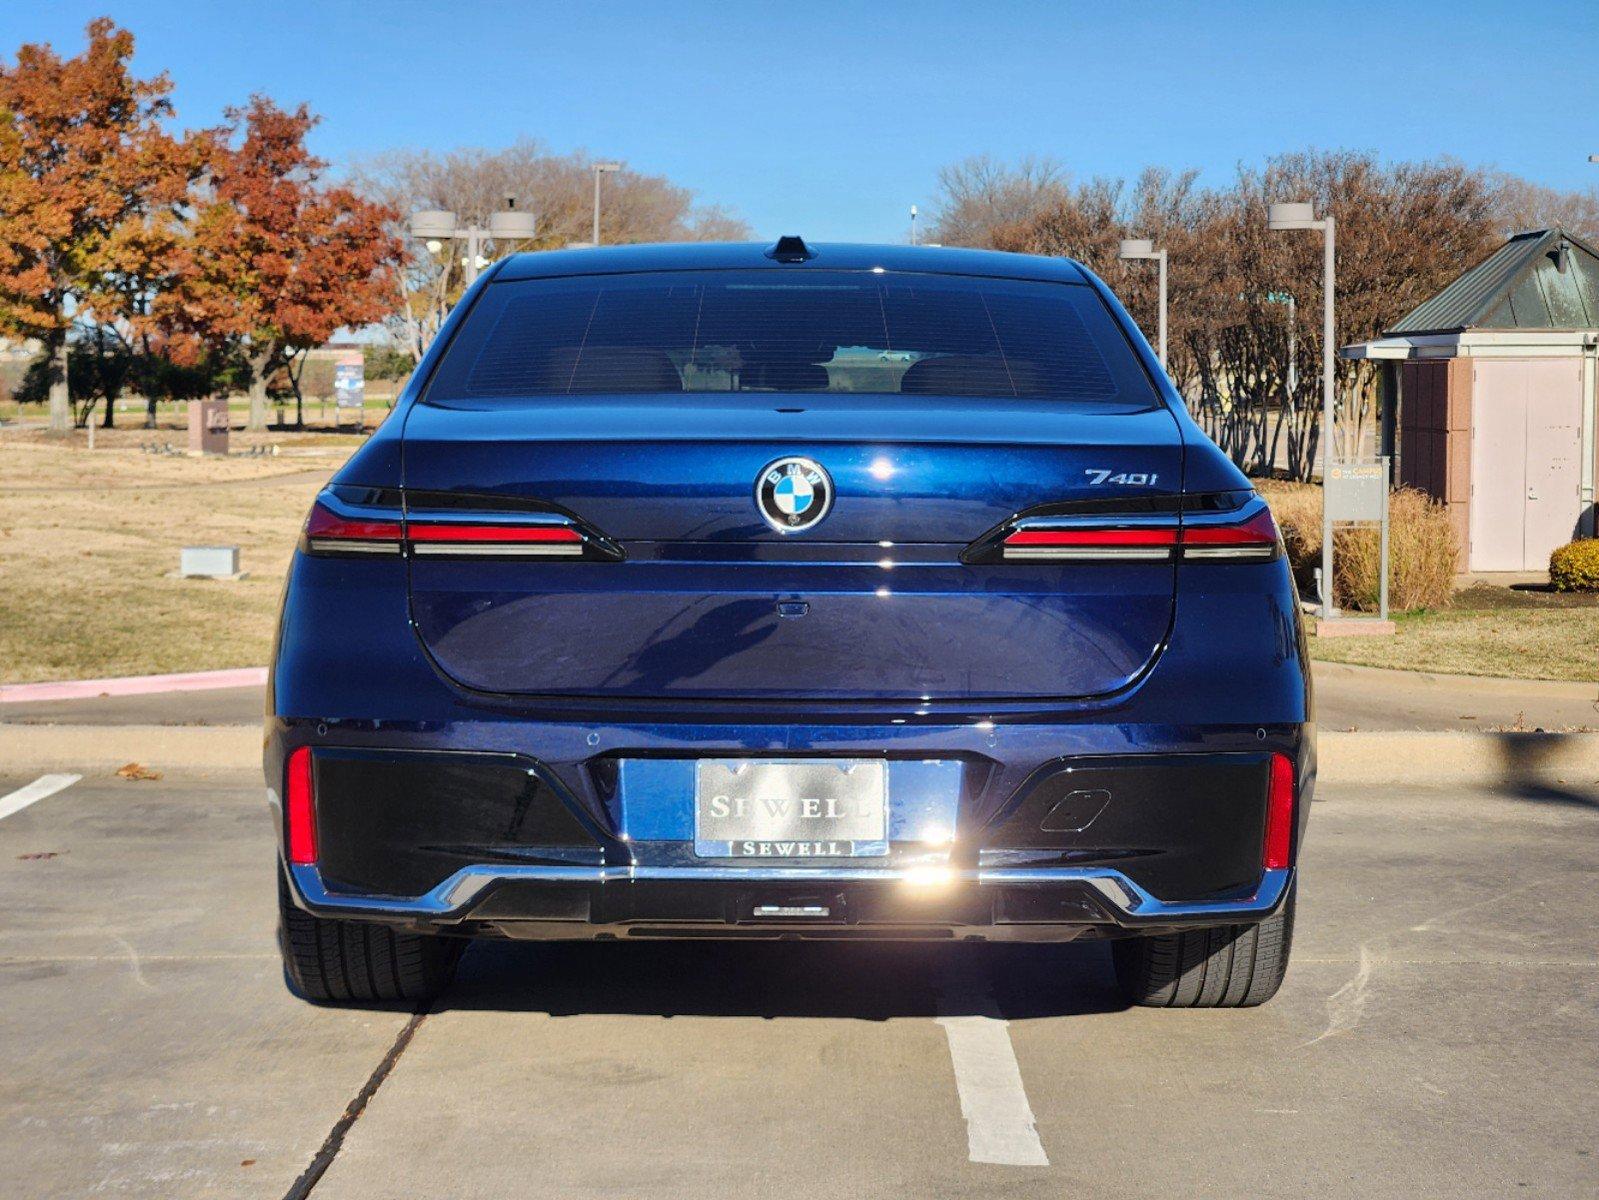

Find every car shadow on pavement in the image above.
[1491,733,1599,810]
[433,938,1131,1020]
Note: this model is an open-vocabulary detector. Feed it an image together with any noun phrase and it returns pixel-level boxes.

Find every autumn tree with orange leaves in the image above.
[172,96,402,429]
[0,18,210,431]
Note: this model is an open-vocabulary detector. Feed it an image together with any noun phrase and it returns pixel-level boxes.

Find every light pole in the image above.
[1267,201,1337,618]
[1118,238,1168,369]
[409,198,536,286]
[591,162,622,245]
[910,204,919,246]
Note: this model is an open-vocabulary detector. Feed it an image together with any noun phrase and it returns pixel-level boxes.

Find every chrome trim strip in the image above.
[411,542,585,557]
[1182,545,1278,560]
[405,510,574,527]
[1002,546,1174,561]
[287,862,1292,926]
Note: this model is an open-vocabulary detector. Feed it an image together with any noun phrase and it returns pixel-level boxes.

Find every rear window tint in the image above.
[426,269,1158,408]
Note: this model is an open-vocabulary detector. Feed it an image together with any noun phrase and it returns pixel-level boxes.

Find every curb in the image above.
[0,724,260,775]
[0,667,268,704]
[3,725,1598,786]
[1317,731,1599,785]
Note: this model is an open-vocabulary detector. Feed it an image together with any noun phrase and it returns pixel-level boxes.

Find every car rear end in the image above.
[268,243,1312,1007]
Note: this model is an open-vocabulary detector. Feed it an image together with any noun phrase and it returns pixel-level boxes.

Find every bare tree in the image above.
[940,148,1504,481]
[1485,170,1599,241]
[350,140,751,360]
[926,154,1070,247]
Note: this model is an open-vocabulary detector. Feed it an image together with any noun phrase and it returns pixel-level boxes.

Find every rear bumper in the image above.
[284,859,1294,940]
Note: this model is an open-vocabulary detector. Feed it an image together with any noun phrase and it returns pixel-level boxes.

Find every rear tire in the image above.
[277,869,462,1004]
[1111,883,1295,1008]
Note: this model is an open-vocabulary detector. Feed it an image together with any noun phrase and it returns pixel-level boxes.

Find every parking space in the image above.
[2,769,1595,1198]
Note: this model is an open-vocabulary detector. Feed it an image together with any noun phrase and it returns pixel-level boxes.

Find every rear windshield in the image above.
[424,269,1159,409]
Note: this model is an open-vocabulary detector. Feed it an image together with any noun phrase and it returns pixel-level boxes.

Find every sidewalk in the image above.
[4,662,1595,733]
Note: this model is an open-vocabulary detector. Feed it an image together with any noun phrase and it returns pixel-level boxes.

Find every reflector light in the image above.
[286,746,317,865]
[1263,752,1294,869]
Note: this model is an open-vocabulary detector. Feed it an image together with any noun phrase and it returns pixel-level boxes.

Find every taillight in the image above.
[1181,508,1280,561]
[285,746,317,865]
[408,521,584,557]
[303,501,402,555]
[1002,527,1178,561]
[1263,752,1294,869]
[301,493,621,560]
[986,503,1280,563]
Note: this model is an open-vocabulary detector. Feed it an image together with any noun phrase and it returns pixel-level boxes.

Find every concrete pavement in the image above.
[1,767,1595,1198]
[5,662,1595,731]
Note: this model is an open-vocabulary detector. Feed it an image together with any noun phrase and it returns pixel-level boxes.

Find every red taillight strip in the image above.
[409,523,584,557]
[1002,526,1177,560]
[303,499,589,558]
[999,506,1280,562]
[286,746,317,865]
[1263,752,1295,869]
[1005,528,1179,547]
[304,502,403,555]
[1180,508,1280,560]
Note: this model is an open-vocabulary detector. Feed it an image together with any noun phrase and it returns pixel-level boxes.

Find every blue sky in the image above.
[4,1,1596,243]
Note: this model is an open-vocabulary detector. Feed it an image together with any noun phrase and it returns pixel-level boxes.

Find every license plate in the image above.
[694,759,888,858]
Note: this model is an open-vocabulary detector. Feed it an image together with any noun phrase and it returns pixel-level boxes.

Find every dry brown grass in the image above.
[0,435,351,683]
[2,437,1593,684]
[1257,480,1457,612]
[1309,606,1599,681]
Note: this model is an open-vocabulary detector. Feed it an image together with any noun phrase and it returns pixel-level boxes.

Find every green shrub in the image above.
[1550,539,1599,592]
[1260,482,1458,612]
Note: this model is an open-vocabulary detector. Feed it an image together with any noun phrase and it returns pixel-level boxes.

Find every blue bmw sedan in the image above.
[269,238,1312,1008]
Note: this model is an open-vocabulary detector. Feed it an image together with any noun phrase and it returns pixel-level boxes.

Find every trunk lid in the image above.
[401,395,1183,702]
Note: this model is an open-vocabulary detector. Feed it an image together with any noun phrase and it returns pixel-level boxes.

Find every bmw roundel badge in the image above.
[756,456,834,533]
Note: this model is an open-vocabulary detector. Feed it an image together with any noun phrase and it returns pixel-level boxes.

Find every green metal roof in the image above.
[1386,228,1599,335]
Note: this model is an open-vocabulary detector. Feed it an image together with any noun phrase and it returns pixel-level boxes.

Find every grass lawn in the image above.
[1308,585,1599,682]
[4,429,1598,684]
[0,423,354,684]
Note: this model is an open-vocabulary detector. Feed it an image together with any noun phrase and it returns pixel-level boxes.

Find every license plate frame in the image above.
[693,758,889,859]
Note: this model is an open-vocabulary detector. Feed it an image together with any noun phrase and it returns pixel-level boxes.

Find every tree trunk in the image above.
[247,350,273,431]
[145,395,158,429]
[101,391,116,429]
[46,333,71,434]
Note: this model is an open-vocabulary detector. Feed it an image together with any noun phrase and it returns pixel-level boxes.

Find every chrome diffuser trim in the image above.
[287,861,1292,927]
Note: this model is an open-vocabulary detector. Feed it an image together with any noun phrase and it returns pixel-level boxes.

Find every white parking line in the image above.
[0,774,81,822]
[937,966,1050,1167]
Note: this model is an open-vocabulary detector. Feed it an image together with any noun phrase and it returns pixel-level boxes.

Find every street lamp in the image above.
[591,162,622,245]
[1267,200,1337,619]
[1118,238,1168,369]
[910,204,919,246]
[409,197,535,286]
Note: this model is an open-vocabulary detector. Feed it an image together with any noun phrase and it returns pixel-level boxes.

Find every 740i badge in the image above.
[756,456,834,533]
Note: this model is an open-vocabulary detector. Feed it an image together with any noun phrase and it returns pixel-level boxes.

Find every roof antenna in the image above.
[767,235,815,263]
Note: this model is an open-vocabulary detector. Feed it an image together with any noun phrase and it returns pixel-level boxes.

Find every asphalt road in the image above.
[1,769,1595,1199]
